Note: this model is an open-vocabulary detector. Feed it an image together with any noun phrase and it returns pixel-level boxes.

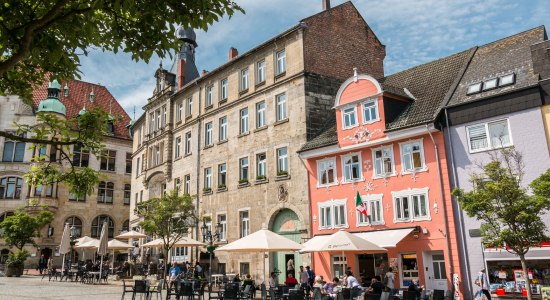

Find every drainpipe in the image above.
[444,108,473,295]
[299,154,314,271]
[195,81,202,263]
[425,124,455,294]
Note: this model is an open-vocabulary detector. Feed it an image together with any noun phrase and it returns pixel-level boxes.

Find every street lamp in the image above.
[201,220,223,285]
[69,225,78,268]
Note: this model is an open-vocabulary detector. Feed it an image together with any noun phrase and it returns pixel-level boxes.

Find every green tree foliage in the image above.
[453,148,550,300]
[0,0,243,102]
[136,190,198,277]
[0,207,54,251]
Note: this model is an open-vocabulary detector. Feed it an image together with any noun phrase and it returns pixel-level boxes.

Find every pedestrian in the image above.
[38,254,47,275]
[287,258,295,276]
[158,259,165,279]
[306,266,315,294]
[169,262,181,292]
[476,268,491,300]
[385,267,395,294]
[195,262,203,278]
[345,271,363,298]
[269,272,278,288]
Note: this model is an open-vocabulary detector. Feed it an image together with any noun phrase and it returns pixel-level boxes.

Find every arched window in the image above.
[0,211,15,235]
[0,177,23,199]
[65,216,83,238]
[122,219,129,232]
[98,181,114,204]
[91,215,114,238]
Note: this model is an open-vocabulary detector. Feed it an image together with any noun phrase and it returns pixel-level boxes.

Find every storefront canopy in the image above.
[303,228,414,251]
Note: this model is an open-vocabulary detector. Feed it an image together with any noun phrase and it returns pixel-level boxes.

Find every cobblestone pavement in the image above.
[0,275,126,300]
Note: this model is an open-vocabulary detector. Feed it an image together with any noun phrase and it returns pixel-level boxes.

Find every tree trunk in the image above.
[519,254,532,300]
[163,247,169,289]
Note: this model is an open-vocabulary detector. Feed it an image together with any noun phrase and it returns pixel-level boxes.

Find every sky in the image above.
[78,0,550,119]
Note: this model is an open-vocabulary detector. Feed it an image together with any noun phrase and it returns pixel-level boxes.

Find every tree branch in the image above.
[0,130,79,146]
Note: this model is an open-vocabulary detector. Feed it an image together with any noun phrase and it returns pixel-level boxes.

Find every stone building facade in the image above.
[130,2,386,283]
[0,80,132,268]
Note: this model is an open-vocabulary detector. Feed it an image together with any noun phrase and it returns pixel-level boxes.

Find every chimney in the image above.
[202,70,209,76]
[229,47,239,60]
[322,0,331,11]
[178,59,186,89]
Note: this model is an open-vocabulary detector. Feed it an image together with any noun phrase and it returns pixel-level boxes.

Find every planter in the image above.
[5,265,24,277]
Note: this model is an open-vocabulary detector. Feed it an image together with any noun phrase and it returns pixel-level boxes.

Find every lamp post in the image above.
[201,220,222,285]
[69,225,77,268]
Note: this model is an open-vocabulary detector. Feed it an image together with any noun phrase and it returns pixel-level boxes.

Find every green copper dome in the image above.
[37,79,66,116]
[78,107,88,116]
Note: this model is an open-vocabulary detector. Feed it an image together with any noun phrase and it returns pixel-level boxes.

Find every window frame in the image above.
[176,102,183,122]
[205,122,213,146]
[256,101,266,128]
[391,187,431,223]
[239,210,250,238]
[256,153,267,178]
[399,139,427,174]
[218,163,227,187]
[219,116,228,141]
[206,85,214,107]
[123,184,131,205]
[362,98,380,124]
[72,144,89,167]
[357,194,384,226]
[240,68,249,91]
[341,105,358,129]
[276,93,287,122]
[186,97,193,117]
[316,158,338,187]
[341,153,363,183]
[318,199,348,230]
[276,49,286,75]
[204,167,212,189]
[91,215,114,238]
[466,119,513,153]
[185,132,192,155]
[184,174,191,195]
[240,108,249,134]
[256,60,266,84]
[175,136,182,158]
[276,147,288,174]
[217,214,227,241]
[125,152,132,174]
[220,78,228,101]
[98,181,114,204]
[372,145,396,178]
[100,150,116,172]
[239,157,249,181]
[0,176,23,199]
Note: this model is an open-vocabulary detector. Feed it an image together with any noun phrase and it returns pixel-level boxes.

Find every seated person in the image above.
[233,274,242,283]
[285,273,299,286]
[367,277,385,294]
[269,272,278,288]
[408,279,424,299]
[243,274,255,286]
[324,277,340,298]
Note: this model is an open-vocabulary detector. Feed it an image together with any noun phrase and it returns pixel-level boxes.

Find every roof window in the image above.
[482,78,498,91]
[498,73,515,87]
[466,82,482,95]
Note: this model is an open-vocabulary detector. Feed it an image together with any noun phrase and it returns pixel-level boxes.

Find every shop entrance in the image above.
[401,253,419,287]
[423,251,448,291]
[358,254,375,279]
[271,209,301,284]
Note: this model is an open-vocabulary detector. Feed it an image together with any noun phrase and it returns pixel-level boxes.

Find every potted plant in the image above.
[217,184,226,190]
[5,249,30,277]
[202,187,212,193]
[256,175,266,181]
[277,170,289,176]
[238,179,249,185]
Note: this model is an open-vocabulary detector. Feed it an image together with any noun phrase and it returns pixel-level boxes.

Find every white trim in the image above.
[398,138,428,175]
[371,144,397,179]
[340,152,364,183]
[318,199,348,230]
[299,124,438,159]
[238,207,251,212]
[316,157,339,188]
[361,97,380,124]
[333,75,383,109]
[341,105,359,130]
[466,118,513,153]
[391,187,431,223]
[356,193,385,227]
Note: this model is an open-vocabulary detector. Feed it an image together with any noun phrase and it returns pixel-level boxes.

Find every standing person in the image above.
[169,262,181,292]
[299,266,309,290]
[287,258,295,277]
[195,262,203,278]
[269,272,279,288]
[345,271,363,298]
[158,259,165,279]
[477,268,491,300]
[38,254,47,275]
[385,267,395,295]
[306,266,315,288]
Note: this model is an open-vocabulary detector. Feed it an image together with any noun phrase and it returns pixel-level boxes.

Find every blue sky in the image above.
[78,0,550,118]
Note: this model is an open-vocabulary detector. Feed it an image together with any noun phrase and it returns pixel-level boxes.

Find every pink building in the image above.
[299,53,471,295]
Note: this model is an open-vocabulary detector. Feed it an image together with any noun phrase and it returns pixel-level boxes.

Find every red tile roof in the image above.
[32,80,131,139]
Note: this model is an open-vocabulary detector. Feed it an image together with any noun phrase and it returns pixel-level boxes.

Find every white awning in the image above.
[353,228,414,248]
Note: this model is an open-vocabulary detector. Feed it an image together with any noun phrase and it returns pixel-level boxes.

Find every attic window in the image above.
[482,78,498,91]
[499,73,515,87]
[466,82,482,95]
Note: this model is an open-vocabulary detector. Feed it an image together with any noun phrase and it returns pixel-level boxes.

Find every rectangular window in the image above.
[220,78,228,100]
[256,101,266,128]
[276,93,287,121]
[240,210,249,237]
[342,106,357,129]
[218,214,227,241]
[392,188,430,222]
[256,153,266,178]
[174,178,181,193]
[332,256,347,279]
[394,196,410,221]
[136,157,140,178]
[68,190,86,202]
[149,112,155,133]
[257,60,266,83]
[206,85,214,107]
[362,99,379,123]
[317,158,336,186]
[175,137,182,158]
[342,154,361,182]
[400,141,425,173]
[162,105,167,127]
[125,153,132,174]
[73,144,89,167]
[205,122,213,146]
[204,167,212,189]
[185,132,192,155]
[156,109,161,130]
[467,119,512,152]
[186,97,193,117]
[98,181,114,204]
[2,138,25,162]
[320,206,332,228]
[240,108,249,134]
[154,145,160,166]
[499,73,515,87]
[319,200,347,229]
[276,50,286,75]
[123,184,131,205]
[241,68,249,91]
[140,190,143,202]
[373,147,394,177]
[184,174,191,195]
[100,150,116,171]
[176,102,183,122]
[218,163,227,187]
[357,195,383,225]
[240,263,250,277]
[412,194,428,219]
[277,148,288,175]
[483,78,498,91]
[219,116,228,141]
[239,157,249,181]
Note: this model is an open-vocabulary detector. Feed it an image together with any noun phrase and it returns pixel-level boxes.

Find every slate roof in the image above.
[32,80,131,139]
[299,48,473,152]
[445,26,546,107]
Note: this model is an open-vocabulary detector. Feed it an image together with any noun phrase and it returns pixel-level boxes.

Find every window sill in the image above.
[362,119,381,125]
[186,115,193,121]
[255,178,269,185]
[239,89,249,96]
[203,144,214,150]
[219,99,228,106]
[176,120,183,125]
[401,168,428,175]
[275,174,290,181]
[205,104,214,111]
[274,119,289,126]
[275,71,286,80]
[203,190,213,195]
[97,202,114,205]
[184,153,192,158]
[393,217,431,223]
[342,124,359,130]
[340,178,365,185]
[255,81,266,88]
[217,186,227,193]
[357,221,385,227]
[174,156,183,162]
[469,144,513,154]
[99,170,117,174]
[217,139,228,145]
[372,173,397,180]
[254,126,268,133]
[238,132,250,138]
[238,182,250,188]
[317,182,339,189]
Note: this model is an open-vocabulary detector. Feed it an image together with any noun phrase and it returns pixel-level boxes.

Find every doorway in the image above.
[423,251,448,291]
[285,254,296,277]
[41,248,52,260]
[358,254,375,279]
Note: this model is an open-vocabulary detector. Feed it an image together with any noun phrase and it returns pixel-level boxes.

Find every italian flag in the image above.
[355,191,367,216]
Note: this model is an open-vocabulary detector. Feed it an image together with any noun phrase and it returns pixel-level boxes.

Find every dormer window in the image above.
[483,78,498,91]
[362,99,379,124]
[499,73,515,87]
[466,82,482,95]
[342,106,357,129]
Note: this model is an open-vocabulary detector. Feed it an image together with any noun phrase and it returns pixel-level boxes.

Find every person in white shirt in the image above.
[299,266,309,289]
[385,267,395,295]
[269,272,279,288]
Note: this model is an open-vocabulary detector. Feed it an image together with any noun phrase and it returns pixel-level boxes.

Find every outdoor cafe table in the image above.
[87,271,101,284]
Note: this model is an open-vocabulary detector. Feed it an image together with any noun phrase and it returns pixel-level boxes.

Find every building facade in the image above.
[0,79,132,267]
[443,27,550,298]
[130,2,386,283]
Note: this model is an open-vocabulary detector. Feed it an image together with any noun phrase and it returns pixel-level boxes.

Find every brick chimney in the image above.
[229,47,239,60]
[322,0,331,10]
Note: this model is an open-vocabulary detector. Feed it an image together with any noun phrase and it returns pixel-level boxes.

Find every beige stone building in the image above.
[0,79,132,268]
[130,2,386,282]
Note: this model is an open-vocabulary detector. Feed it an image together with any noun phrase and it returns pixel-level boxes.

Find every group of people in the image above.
[167,261,205,289]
